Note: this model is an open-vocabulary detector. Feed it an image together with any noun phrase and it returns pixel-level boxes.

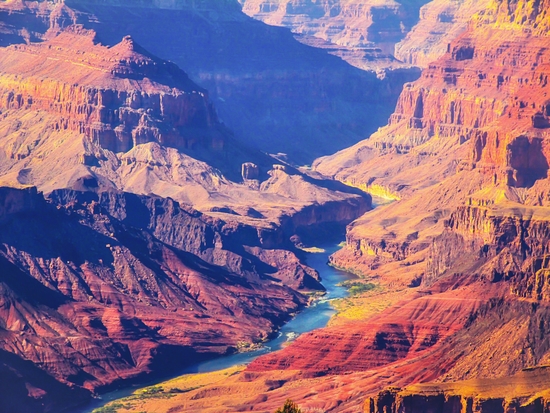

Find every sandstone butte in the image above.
[88,0,550,412]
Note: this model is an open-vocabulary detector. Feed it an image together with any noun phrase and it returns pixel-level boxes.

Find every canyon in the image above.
[2,0,550,412]
[0,1,377,411]
[91,0,550,412]
[256,0,550,409]
[0,179,361,411]
[238,0,429,70]
[0,27,370,229]
[239,0,492,73]
[0,0,418,164]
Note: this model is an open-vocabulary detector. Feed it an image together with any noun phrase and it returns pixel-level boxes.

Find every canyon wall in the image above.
[0,186,319,412]
[364,366,550,413]
[239,0,429,70]
[0,0,415,164]
[0,31,222,155]
[212,1,550,411]
[0,27,371,229]
[0,3,375,411]
[314,0,550,282]
[394,0,492,67]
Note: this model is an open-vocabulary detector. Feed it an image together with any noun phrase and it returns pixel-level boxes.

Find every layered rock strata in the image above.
[0,8,374,412]
[394,0,492,67]
[0,29,220,154]
[314,0,550,283]
[365,366,550,413]
[0,186,315,412]
[0,28,371,231]
[0,0,416,164]
[239,0,429,70]
[209,0,550,411]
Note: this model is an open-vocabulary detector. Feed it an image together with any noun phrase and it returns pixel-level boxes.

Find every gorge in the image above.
[1,0,550,412]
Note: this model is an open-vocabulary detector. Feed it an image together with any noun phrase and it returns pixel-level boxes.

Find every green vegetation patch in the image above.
[92,386,187,413]
[340,280,377,296]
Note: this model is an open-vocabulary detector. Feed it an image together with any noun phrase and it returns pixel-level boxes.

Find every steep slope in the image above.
[270,0,550,407]
[239,0,429,70]
[116,1,550,411]
[365,365,550,412]
[0,186,315,413]
[315,0,550,282]
[0,10,374,413]
[0,28,370,232]
[394,0,492,67]
[0,0,416,164]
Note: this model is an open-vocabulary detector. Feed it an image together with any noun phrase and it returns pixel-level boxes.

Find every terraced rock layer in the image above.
[394,0,492,67]
[0,0,416,164]
[204,0,550,410]
[0,186,317,413]
[239,0,429,70]
[365,366,550,413]
[0,5,374,412]
[314,0,550,282]
[0,28,371,229]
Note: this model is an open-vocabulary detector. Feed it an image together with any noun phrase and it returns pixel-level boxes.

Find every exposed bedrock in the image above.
[240,0,429,49]
[426,205,550,300]
[0,186,319,412]
[395,0,492,67]
[49,188,327,290]
[239,0,430,70]
[0,31,222,155]
[364,387,550,413]
[314,0,550,280]
[0,27,371,237]
[0,0,417,164]
[237,3,550,411]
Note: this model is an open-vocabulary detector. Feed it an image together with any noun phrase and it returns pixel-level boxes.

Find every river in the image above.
[76,243,355,412]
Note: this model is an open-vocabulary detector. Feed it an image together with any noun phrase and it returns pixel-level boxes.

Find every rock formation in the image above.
[239,0,429,70]
[364,366,550,413]
[394,0,492,67]
[142,0,550,411]
[0,0,416,164]
[5,0,550,412]
[0,186,317,412]
[0,27,371,230]
[0,3,376,412]
[314,0,550,283]
[0,29,219,154]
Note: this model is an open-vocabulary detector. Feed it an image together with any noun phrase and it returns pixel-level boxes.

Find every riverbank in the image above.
[76,244,356,413]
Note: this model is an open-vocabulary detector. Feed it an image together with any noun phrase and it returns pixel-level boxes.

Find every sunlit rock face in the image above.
[394,0,492,67]
[0,30,220,154]
[230,1,550,410]
[0,0,417,164]
[239,0,428,50]
[238,0,430,70]
[0,2,379,412]
[364,366,550,413]
[314,0,550,280]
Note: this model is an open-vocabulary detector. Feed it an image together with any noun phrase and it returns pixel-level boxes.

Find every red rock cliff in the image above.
[0,29,221,154]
